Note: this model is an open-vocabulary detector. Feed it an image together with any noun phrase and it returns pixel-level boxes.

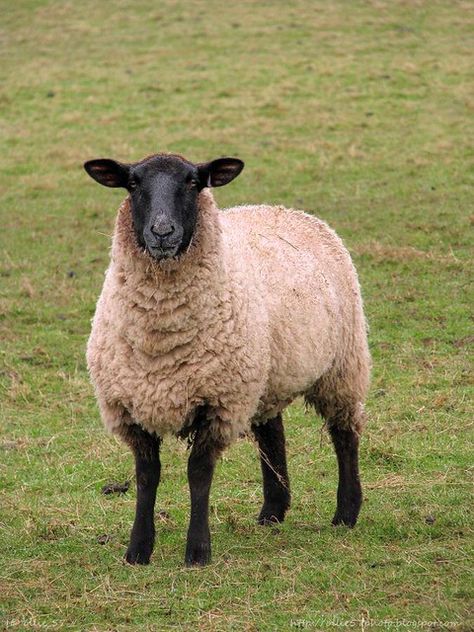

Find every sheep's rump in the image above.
[221,205,368,422]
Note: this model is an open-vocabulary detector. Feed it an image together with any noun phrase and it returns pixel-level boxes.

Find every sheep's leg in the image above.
[121,424,161,565]
[252,414,291,525]
[185,426,224,567]
[328,419,362,528]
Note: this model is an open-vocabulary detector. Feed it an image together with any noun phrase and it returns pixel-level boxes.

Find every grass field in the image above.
[1,1,473,630]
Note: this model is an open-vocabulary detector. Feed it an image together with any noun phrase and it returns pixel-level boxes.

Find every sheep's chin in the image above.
[146,245,180,262]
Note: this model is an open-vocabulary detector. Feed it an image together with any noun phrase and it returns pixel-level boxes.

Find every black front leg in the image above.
[185,423,224,566]
[120,424,161,565]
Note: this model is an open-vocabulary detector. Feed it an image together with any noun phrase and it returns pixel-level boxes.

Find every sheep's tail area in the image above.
[303,293,370,527]
[304,294,371,437]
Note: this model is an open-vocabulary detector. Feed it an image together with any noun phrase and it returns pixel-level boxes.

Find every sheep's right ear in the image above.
[83,159,130,188]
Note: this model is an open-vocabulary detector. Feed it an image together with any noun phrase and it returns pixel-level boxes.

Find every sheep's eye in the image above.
[129,179,138,190]
[187,178,198,189]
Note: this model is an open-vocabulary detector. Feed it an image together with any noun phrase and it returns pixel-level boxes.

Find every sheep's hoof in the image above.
[185,542,211,567]
[332,493,361,527]
[331,511,358,528]
[125,544,153,565]
[257,504,287,525]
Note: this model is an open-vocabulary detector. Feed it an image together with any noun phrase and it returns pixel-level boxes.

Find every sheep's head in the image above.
[84,153,243,261]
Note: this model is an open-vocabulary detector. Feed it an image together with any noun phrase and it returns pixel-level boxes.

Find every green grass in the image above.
[1,1,473,630]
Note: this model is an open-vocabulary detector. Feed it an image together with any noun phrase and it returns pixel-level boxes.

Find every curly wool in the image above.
[87,189,370,445]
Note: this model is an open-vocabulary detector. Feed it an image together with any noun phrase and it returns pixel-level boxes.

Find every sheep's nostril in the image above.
[151,220,175,238]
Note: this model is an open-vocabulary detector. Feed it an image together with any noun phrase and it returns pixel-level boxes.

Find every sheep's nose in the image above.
[151,218,175,238]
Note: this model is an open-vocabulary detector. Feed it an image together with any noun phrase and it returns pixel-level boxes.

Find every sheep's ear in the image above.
[84,159,130,188]
[197,158,244,188]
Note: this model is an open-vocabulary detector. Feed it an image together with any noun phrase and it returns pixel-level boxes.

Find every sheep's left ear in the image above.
[197,158,244,188]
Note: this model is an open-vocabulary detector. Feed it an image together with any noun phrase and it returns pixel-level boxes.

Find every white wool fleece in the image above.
[87,189,370,446]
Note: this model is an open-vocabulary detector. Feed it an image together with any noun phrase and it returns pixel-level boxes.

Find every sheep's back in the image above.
[221,205,363,418]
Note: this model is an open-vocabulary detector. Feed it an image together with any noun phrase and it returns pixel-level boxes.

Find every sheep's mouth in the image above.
[147,244,181,261]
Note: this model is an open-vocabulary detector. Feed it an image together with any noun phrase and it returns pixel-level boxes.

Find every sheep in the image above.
[83,152,371,567]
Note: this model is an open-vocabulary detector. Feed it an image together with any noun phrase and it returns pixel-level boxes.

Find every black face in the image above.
[84,153,244,261]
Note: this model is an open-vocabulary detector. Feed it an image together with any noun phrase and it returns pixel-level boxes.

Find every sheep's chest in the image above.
[87,259,268,440]
[88,300,257,438]
[99,329,216,435]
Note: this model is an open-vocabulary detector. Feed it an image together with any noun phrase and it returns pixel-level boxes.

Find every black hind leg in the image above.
[328,419,362,527]
[252,414,291,524]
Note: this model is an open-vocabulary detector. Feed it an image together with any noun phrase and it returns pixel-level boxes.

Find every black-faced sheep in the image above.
[84,152,371,566]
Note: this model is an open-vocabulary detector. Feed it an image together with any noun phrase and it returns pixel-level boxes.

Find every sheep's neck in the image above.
[111,190,229,343]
